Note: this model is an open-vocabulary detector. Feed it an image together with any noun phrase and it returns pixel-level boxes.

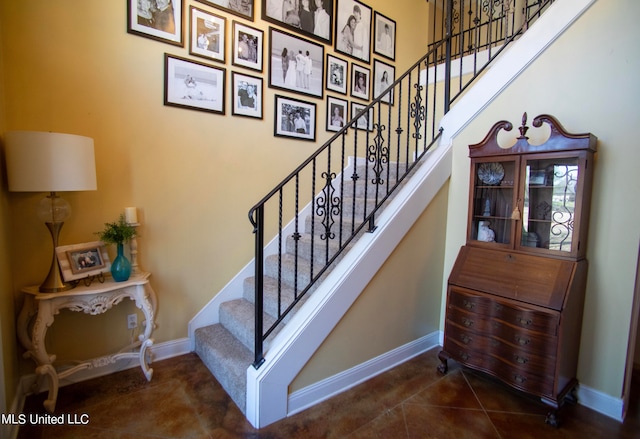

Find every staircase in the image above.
[189,0,593,429]
[194,160,416,414]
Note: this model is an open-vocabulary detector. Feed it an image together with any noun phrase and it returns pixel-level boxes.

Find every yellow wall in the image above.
[443,0,640,398]
[0,0,431,389]
[292,181,448,391]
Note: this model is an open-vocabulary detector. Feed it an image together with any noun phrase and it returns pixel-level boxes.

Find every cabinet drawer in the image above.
[494,302,559,335]
[449,289,559,335]
[445,321,556,367]
[444,337,555,398]
[446,306,495,334]
[491,321,558,356]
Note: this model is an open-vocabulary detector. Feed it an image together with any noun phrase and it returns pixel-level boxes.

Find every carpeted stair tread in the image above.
[194,324,252,414]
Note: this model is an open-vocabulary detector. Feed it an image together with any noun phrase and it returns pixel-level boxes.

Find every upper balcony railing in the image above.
[248,0,555,368]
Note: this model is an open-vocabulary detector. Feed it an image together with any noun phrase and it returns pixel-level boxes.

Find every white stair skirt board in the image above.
[245,139,453,428]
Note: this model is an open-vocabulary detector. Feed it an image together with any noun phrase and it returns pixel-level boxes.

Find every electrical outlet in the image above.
[127,314,137,329]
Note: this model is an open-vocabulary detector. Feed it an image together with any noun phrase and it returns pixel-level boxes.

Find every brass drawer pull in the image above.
[514,374,527,384]
[515,355,528,364]
[462,318,473,327]
[515,336,530,345]
[517,317,532,326]
[463,300,475,310]
[460,353,469,361]
[461,334,472,344]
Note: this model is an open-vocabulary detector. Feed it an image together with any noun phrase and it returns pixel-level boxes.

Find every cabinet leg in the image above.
[437,350,449,375]
[545,410,560,428]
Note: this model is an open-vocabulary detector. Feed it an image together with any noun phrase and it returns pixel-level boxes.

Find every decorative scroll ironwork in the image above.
[411,83,426,141]
[368,124,388,185]
[550,165,577,251]
[315,172,341,241]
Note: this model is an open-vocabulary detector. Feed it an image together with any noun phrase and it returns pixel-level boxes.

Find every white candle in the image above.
[125,207,138,224]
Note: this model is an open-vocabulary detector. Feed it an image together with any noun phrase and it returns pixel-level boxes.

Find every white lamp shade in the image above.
[5,131,97,192]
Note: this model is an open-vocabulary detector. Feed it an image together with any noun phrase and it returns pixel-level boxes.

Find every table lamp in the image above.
[5,131,97,292]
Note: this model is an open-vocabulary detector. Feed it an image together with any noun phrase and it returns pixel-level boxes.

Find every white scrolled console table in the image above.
[16,272,157,412]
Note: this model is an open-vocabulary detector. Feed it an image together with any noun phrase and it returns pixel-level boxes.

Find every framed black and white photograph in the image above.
[351,63,370,101]
[351,102,373,131]
[262,0,333,45]
[232,21,264,72]
[232,72,263,118]
[274,95,316,141]
[373,59,395,104]
[164,54,226,114]
[334,0,372,64]
[326,96,348,132]
[373,11,396,61]
[326,54,348,95]
[56,241,111,282]
[189,7,226,63]
[196,0,254,21]
[127,0,183,47]
[269,27,324,99]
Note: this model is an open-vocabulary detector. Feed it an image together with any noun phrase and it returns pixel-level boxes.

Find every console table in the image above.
[17,272,157,412]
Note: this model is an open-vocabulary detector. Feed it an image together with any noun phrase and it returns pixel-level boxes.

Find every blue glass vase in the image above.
[111,243,131,282]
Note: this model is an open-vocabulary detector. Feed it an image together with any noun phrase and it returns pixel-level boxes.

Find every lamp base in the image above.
[39,221,75,293]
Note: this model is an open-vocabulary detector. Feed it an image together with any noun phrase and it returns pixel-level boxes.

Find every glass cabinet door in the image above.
[519,156,580,254]
[469,159,517,246]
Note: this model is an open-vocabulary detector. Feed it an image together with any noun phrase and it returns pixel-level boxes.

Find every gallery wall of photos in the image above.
[127,0,396,142]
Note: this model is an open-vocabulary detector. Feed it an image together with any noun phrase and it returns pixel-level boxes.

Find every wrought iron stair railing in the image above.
[248,0,555,368]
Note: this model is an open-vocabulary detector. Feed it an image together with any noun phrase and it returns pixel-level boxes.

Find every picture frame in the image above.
[232,21,264,72]
[326,54,348,95]
[373,58,395,104]
[274,95,316,141]
[127,0,183,47]
[189,6,226,63]
[164,54,226,114]
[334,0,372,64]
[326,96,348,132]
[268,27,325,99]
[262,0,334,45]
[373,11,396,61]
[351,63,370,101]
[196,0,254,21]
[232,71,263,119]
[351,102,373,131]
[56,241,111,282]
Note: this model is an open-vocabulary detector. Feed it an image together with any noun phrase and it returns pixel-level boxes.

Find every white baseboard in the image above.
[288,332,440,416]
[577,383,624,422]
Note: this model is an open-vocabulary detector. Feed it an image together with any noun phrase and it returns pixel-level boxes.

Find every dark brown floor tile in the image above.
[404,369,483,410]
[345,406,408,439]
[462,368,549,415]
[403,404,499,439]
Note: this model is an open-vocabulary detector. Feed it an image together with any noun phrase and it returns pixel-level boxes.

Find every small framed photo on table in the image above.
[56,242,111,282]
[326,96,348,132]
[127,0,184,47]
[274,95,316,141]
[189,6,226,63]
[232,71,263,119]
[164,54,226,114]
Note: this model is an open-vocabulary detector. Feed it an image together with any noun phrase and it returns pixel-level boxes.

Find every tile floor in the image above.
[18,347,640,438]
